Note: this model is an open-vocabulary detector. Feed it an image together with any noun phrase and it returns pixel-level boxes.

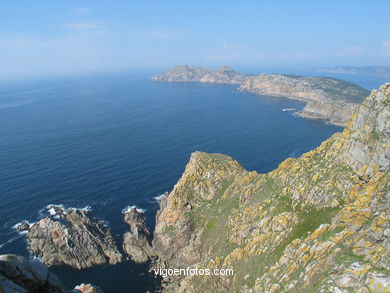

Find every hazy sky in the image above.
[1,0,389,80]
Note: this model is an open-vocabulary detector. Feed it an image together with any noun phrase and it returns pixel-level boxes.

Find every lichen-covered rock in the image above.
[153,152,244,266]
[27,208,123,269]
[122,208,152,263]
[152,83,390,292]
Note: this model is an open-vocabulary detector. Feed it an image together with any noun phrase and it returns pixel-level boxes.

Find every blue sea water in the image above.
[0,71,383,292]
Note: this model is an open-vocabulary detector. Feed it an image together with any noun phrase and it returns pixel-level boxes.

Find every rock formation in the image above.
[0,254,68,293]
[0,254,104,293]
[151,83,390,292]
[122,208,153,263]
[151,66,370,126]
[27,207,122,269]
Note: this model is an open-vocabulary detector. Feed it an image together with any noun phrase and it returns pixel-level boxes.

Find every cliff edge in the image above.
[152,83,390,292]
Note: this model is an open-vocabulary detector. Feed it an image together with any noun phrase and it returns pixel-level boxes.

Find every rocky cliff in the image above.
[152,66,370,126]
[239,73,369,126]
[152,83,390,292]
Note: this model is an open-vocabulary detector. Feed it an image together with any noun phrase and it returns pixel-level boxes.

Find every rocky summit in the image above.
[27,207,122,269]
[151,66,370,126]
[151,83,390,292]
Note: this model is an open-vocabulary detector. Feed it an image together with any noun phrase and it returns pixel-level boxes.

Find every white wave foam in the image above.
[122,205,146,214]
[12,220,35,234]
[47,204,66,217]
[42,204,92,218]
[153,192,167,202]
[68,205,92,212]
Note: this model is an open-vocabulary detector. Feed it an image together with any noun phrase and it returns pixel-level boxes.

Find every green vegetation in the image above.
[163,225,176,237]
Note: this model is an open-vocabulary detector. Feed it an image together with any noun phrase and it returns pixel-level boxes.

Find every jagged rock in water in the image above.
[14,221,31,233]
[122,208,152,263]
[27,208,122,269]
[0,254,68,293]
[73,283,104,293]
[151,84,390,292]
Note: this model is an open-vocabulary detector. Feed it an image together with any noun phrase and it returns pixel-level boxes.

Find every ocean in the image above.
[0,71,385,292]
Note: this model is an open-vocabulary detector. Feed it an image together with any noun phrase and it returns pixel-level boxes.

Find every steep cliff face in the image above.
[152,83,390,292]
[239,74,369,126]
[152,66,369,126]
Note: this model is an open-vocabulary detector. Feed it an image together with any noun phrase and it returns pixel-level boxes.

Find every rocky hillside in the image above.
[152,66,370,126]
[151,65,249,84]
[152,83,390,292]
[239,74,369,126]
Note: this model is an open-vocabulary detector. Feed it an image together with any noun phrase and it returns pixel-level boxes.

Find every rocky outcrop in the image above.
[151,84,390,292]
[152,66,370,126]
[152,152,245,268]
[0,254,105,293]
[239,73,369,126]
[27,207,122,269]
[151,65,249,84]
[122,208,153,263]
[0,254,68,293]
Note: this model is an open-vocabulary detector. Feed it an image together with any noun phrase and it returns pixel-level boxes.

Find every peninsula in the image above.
[152,65,370,126]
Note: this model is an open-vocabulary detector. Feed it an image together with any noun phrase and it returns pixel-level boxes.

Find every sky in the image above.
[0,0,389,80]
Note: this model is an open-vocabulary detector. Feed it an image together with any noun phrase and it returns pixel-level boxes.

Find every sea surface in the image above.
[0,71,385,292]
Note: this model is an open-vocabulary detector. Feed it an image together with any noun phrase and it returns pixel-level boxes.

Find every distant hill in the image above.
[151,65,249,84]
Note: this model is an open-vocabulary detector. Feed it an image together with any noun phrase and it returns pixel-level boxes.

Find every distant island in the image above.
[152,65,370,126]
[316,66,390,78]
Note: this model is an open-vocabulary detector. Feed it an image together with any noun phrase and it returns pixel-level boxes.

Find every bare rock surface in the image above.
[0,254,105,293]
[0,254,68,293]
[122,207,153,263]
[27,207,122,269]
